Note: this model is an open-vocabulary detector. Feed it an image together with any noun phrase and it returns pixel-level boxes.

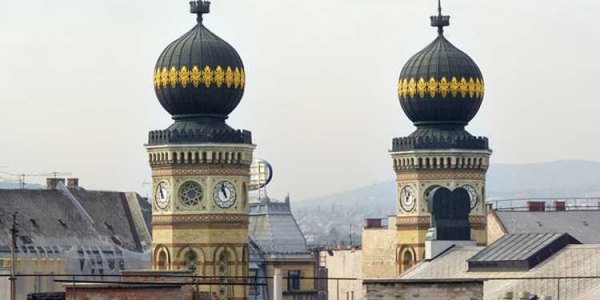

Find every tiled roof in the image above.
[248,197,310,257]
[0,186,151,253]
[494,210,600,243]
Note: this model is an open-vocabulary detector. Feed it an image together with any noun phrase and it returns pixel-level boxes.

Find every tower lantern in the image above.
[392,1,491,273]
[147,1,254,298]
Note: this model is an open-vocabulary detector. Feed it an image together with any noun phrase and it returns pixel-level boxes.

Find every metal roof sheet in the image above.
[468,233,579,271]
[495,210,600,244]
[248,198,309,255]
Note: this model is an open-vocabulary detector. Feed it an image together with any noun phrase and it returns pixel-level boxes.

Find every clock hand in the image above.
[221,185,227,198]
[159,188,164,198]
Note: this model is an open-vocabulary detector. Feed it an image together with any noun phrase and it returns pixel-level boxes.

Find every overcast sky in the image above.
[0,0,599,200]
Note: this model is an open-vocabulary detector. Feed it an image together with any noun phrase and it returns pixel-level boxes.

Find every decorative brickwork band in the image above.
[395,171,486,181]
[152,214,249,225]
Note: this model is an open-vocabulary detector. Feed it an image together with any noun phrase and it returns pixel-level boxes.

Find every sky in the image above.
[0,0,599,200]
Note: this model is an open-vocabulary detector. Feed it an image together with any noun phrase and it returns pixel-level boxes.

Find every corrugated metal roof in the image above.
[468,233,579,271]
[472,233,561,262]
[495,210,600,243]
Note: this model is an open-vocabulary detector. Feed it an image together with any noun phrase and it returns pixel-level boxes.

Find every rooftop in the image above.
[0,180,151,253]
[248,197,312,258]
[491,210,600,244]
[468,233,580,271]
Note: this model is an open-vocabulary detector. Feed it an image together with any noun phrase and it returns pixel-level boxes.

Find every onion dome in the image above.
[398,2,484,127]
[153,1,245,120]
[148,1,251,146]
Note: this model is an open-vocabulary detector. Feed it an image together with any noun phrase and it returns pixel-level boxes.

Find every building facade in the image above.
[146,1,255,299]
[248,197,318,300]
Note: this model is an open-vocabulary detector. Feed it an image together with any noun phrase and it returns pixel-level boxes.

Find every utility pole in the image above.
[9,211,18,300]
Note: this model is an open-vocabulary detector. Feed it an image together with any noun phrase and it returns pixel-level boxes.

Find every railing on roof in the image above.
[487,197,600,212]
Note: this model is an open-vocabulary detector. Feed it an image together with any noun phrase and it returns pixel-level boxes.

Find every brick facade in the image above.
[363,281,483,300]
[65,285,190,300]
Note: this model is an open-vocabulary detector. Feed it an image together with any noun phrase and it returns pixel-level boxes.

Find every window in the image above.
[184,250,198,271]
[287,270,301,291]
[402,249,414,272]
[219,250,230,300]
[158,251,167,270]
[249,270,259,295]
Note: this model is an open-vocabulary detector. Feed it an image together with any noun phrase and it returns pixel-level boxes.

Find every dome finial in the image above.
[430,0,450,35]
[190,1,211,24]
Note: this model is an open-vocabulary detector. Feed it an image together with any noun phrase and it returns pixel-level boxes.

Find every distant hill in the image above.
[292,160,600,246]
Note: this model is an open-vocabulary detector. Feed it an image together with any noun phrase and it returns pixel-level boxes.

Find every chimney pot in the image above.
[67,178,79,188]
[46,178,66,190]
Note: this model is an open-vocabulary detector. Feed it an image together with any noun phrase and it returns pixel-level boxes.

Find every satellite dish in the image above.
[249,159,273,191]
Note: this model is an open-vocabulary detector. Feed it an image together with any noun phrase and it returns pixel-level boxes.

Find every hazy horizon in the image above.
[1,0,599,200]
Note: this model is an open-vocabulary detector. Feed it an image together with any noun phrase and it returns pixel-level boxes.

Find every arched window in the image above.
[402,249,415,273]
[158,251,167,270]
[219,250,230,299]
[184,250,198,271]
[242,183,247,208]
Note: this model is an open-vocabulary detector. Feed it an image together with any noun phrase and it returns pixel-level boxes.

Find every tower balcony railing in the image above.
[392,135,489,151]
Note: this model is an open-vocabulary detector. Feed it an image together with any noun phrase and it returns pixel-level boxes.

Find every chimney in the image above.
[527,201,545,212]
[67,178,79,188]
[46,178,66,190]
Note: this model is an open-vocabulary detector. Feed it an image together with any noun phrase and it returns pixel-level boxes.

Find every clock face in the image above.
[213,181,236,208]
[399,186,416,212]
[155,181,170,209]
[463,185,478,210]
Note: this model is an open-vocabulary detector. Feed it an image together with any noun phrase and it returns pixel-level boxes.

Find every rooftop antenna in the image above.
[430,0,450,35]
[0,171,71,189]
[348,223,354,249]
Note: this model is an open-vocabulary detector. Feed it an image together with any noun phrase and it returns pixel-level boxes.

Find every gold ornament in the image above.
[179,66,189,88]
[439,77,449,98]
[468,78,476,98]
[417,78,427,98]
[459,77,468,98]
[427,77,437,98]
[234,67,241,88]
[202,66,213,88]
[450,77,459,97]
[241,69,246,88]
[398,76,484,100]
[408,78,417,98]
[153,69,160,88]
[214,66,225,88]
[169,67,178,88]
[191,66,201,88]
[160,68,169,89]
[225,67,234,88]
